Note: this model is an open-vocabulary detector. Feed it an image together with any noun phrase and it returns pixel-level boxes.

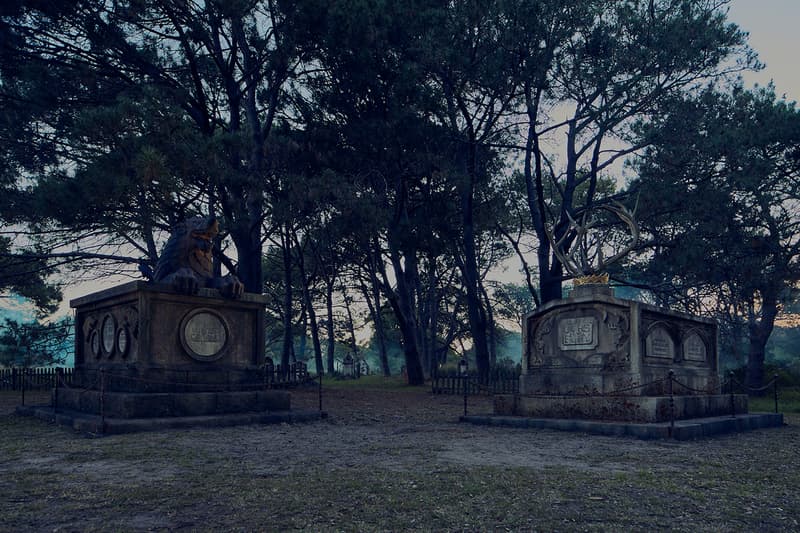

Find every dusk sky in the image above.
[728,0,800,101]
[4,1,800,320]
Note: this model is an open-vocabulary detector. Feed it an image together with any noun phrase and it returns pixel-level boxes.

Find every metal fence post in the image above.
[463,375,468,417]
[21,368,26,406]
[668,370,675,437]
[729,370,736,418]
[100,368,106,434]
[318,373,323,413]
[773,373,779,414]
[53,368,61,413]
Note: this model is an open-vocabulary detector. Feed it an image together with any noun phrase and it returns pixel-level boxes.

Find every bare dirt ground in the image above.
[2,386,799,532]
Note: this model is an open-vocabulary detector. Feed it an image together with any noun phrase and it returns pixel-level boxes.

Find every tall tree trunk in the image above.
[229,214,263,293]
[307,298,324,375]
[343,289,359,362]
[425,254,439,377]
[539,264,564,304]
[295,238,324,375]
[746,291,779,393]
[297,306,307,364]
[478,277,496,366]
[382,239,425,385]
[522,84,564,305]
[459,144,490,382]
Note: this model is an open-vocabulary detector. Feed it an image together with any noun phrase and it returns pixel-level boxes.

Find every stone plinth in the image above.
[71,282,267,393]
[494,393,747,423]
[54,388,289,419]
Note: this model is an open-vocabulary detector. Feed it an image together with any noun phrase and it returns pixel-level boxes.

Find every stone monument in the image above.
[49,216,300,430]
[493,283,741,423]
[494,202,748,424]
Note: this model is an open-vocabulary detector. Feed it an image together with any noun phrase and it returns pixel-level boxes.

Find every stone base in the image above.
[17,404,325,435]
[461,413,784,440]
[52,388,290,419]
[494,393,748,423]
[71,366,266,393]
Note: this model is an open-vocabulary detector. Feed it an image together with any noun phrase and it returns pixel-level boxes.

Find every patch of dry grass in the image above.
[2,389,798,531]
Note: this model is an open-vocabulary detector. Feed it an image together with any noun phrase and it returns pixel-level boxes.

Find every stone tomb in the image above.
[54,281,291,422]
[494,285,748,423]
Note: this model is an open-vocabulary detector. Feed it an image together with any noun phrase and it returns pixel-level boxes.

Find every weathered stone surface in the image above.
[520,285,718,396]
[54,388,290,418]
[71,282,268,392]
[498,285,746,423]
[493,393,748,423]
[461,412,784,440]
[48,281,294,425]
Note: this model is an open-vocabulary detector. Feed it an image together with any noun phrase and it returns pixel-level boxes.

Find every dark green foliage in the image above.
[632,86,800,388]
[4,0,796,383]
[0,317,72,367]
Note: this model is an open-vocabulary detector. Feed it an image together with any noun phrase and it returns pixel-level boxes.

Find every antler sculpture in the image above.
[547,200,639,285]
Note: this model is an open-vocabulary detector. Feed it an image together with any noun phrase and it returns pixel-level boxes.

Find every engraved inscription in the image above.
[101,315,116,354]
[647,327,674,359]
[531,316,554,366]
[117,327,129,357]
[558,317,597,351]
[90,331,101,358]
[184,312,227,358]
[683,333,706,362]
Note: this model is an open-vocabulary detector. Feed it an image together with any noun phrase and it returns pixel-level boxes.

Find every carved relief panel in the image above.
[641,312,715,369]
[82,305,139,363]
[682,331,708,363]
[526,305,630,371]
[645,324,676,361]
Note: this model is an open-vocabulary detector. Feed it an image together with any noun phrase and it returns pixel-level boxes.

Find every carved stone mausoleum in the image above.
[53,282,291,424]
[71,281,267,391]
[494,284,747,423]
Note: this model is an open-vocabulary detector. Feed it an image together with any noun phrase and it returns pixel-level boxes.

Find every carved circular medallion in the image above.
[180,309,228,361]
[90,330,101,358]
[101,314,116,355]
[116,327,130,358]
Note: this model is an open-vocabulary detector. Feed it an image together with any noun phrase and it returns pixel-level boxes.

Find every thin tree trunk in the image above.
[747,292,779,393]
[279,224,294,367]
[479,278,496,366]
[325,279,336,375]
[293,230,324,375]
[382,239,425,386]
[343,289,359,362]
[360,273,390,376]
[459,146,491,382]
[297,305,307,364]
[426,254,439,377]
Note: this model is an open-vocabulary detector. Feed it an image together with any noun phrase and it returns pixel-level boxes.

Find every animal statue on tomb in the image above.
[153,216,244,298]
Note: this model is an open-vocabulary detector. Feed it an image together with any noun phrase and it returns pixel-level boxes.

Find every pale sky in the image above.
[728,0,800,102]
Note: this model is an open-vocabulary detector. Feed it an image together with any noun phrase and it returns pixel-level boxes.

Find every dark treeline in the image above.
[1,1,798,388]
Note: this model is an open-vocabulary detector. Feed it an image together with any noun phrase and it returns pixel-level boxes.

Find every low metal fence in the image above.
[0,367,74,391]
[431,369,519,396]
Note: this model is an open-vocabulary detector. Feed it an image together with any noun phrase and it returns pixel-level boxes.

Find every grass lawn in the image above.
[750,386,800,413]
[2,386,799,531]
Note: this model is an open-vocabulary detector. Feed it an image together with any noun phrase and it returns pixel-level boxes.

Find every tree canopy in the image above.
[3,0,794,387]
